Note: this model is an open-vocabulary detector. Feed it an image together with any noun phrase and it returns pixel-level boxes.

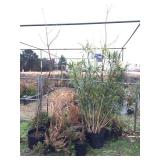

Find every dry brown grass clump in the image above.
[48,88,80,124]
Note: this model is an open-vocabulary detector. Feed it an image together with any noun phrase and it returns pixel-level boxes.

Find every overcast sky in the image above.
[20,0,142,64]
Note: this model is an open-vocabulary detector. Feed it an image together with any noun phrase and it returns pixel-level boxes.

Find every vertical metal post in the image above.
[37,77,40,101]
[40,50,42,75]
[39,75,43,113]
[134,101,137,132]
[40,50,43,102]
[37,76,42,111]
[61,65,62,87]
[47,94,49,115]
[134,86,140,132]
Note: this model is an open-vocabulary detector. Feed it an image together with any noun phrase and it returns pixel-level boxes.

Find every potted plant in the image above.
[68,55,109,148]
[71,126,87,156]
[68,43,126,148]
[44,108,68,153]
[27,76,48,150]
[110,117,125,139]
[74,136,87,156]
[28,112,50,149]
[28,126,46,150]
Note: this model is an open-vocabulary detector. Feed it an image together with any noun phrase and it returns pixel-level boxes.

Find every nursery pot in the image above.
[74,141,87,156]
[28,127,46,149]
[86,130,105,149]
[127,107,134,115]
[102,128,111,141]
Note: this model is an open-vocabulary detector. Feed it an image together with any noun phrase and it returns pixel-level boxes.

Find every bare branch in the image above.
[49,29,60,47]
[48,28,54,35]
[38,33,46,46]
[42,8,53,77]
[104,6,111,47]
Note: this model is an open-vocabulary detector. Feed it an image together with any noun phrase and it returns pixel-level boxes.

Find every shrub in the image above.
[30,112,50,128]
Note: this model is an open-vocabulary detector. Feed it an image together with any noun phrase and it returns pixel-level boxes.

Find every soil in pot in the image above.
[86,130,105,149]
[28,127,46,150]
[74,140,87,156]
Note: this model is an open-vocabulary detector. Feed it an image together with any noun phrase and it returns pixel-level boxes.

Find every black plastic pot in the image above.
[28,127,46,149]
[127,107,134,115]
[102,128,112,141]
[86,130,105,149]
[74,141,87,156]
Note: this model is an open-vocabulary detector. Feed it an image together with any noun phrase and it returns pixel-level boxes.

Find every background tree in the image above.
[58,55,67,70]
[20,49,40,71]
[42,58,56,71]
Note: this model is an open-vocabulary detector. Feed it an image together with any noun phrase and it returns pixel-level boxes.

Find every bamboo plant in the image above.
[68,43,126,134]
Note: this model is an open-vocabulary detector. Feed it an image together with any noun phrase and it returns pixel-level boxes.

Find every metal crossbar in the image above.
[20,47,125,51]
[20,20,140,27]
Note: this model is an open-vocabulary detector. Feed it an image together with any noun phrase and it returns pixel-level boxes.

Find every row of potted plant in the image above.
[27,112,124,155]
[27,44,127,155]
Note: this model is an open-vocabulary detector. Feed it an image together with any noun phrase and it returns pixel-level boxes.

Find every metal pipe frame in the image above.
[20,47,125,51]
[120,22,140,60]
[20,20,140,27]
[20,20,140,61]
[121,23,140,49]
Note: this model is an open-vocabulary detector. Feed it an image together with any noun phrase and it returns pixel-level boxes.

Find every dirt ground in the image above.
[20,99,47,121]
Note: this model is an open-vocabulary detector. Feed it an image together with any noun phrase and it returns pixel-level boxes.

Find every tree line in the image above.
[20,49,67,72]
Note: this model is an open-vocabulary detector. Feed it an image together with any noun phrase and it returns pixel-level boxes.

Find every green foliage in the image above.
[20,120,140,156]
[66,143,75,156]
[32,142,46,155]
[68,44,126,133]
[20,121,29,140]
[64,124,86,143]
[30,112,50,128]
